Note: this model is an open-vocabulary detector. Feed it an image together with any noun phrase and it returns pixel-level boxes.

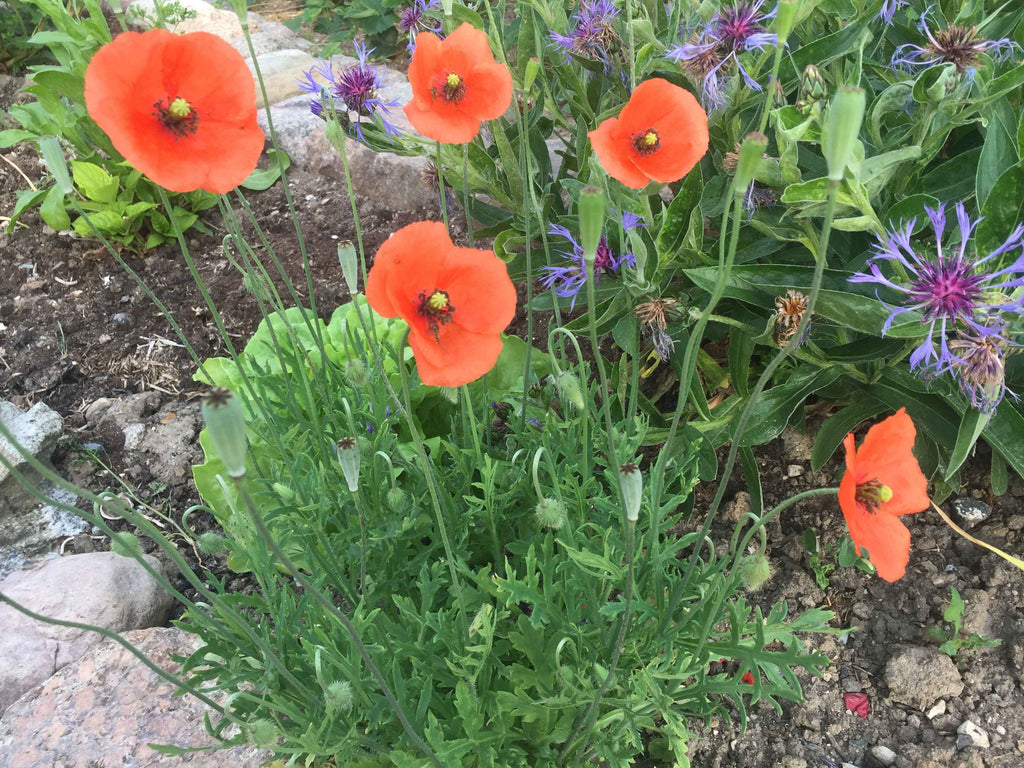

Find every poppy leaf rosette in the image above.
[84,29,264,194]
[404,22,513,144]
[838,408,931,582]
[366,222,517,387]
[588,78,709,190]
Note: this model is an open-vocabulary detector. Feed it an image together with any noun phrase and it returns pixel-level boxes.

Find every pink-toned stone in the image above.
[0,627,270,767]
[0,551,174,714]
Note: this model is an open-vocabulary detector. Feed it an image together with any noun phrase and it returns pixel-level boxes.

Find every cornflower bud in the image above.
[799,65,826,103]
[336,437,361,493]
[823,86,866,182]
[200,387,248,479]
[618,462,643,523]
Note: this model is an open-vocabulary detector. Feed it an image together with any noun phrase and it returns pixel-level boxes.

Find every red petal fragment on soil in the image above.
[844,691,870,718]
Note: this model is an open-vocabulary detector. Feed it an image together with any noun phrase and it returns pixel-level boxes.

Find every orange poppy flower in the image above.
[404,23,513,144]
[365,221,516,386]
[84,29,264,194]
[588,78,709,190]
[838,408,931,582]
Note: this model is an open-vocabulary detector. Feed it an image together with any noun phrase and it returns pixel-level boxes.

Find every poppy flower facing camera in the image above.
[85,29,264,194]
[588,78,709,189]
[366,222,517,387]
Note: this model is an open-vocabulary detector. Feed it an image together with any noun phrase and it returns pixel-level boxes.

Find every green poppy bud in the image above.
[271,482,295,503]
[244,719,278,749]
[578,186,606,265]
[338,241,359,295]
[200,388,248,479]
[197,531,229,555]
[344,358,367,388]
[336,437,360,493]
[110,532,142,558]
[740,553,773,591]
[823,86,866,182]
[386,485,407,512]
[618,462,643,523]
[325,680,354,712]
[773,0,799,47]
[554,371,586,410]
[535,497,567,531]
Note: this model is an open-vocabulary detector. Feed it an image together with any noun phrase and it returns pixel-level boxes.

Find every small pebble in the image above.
[997,725,1007,736]
[787,464,803,477]
[870,745,897,766]
[952,498,991,528]
[957,720,990,749]
[926,700,946,719]
[112,312,135,327]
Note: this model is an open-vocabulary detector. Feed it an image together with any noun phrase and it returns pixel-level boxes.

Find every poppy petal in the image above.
[410,323,505,387]
[589,118,650,190]
[404,99,483,144]
[851,508,913,582]
[366,221,449,317]
[459,61,514,121]
[857,409,930,518]
[440,247,516,334]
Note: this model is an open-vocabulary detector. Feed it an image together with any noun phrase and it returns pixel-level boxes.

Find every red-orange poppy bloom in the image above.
[588,78,709,190]
[838,408,931,582]
[404,23,513,144]
[366,221,516,386]
[741,671,754,685]
[84,29,264,194]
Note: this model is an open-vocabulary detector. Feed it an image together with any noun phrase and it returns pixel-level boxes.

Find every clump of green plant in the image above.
[924,587,1002,659]
[800,528,876,588]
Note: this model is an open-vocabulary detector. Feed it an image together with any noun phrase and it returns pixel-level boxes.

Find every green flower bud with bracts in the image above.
[200,387,248,479]
[619,462,643,523]
[336,437,361,493]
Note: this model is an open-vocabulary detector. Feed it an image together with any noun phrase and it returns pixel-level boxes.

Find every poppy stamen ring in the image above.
[154,96,200,139]
[854,479,893,513]
[631,127,661,156]
[434,72,467,104]
[417,288,456,341]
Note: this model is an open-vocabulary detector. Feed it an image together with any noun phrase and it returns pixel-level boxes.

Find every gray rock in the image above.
[786,463,803,477]
[230,15,312,59]
[926,700,947,719]
[0,400,63,510]
[956,720,990,749]
[870,745,897,766]
[0,484,84,580]
[0,552,173,715]
[136,402,201,485]
[884,646,964,710]
[247,48,318,108]
[951,497,991,528]
[0,627,270,767]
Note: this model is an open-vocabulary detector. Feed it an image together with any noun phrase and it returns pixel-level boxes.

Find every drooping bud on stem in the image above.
[618,462,643,523]
[201,387,248,479]
[336,437,361,493]
[554,371,586,410]
[823,86,866,182]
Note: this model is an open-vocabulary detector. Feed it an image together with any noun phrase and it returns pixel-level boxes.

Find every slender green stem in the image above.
[435,142,450,230]
[352,490,369,593]
[397,331,470,639]
[462,142,475,245]
[234,481,441,766]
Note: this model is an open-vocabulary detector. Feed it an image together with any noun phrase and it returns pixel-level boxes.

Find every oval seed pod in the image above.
[200,387,248,479]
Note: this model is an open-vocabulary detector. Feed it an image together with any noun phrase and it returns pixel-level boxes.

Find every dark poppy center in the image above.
[433,72,466,104]
[154,96,199,139]
[631,128,661,156]
[417,289,455,341]
[854,479,893,513]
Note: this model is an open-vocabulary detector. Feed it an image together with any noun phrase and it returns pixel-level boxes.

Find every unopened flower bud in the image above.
[338,241,359,295]
[535,497,567,530]
[823,86,866,182]
[523,57,541,93]
[733,132,769,196]
[201,388,248,479]
[336,437,360,493]
[579,186,606,265]
[740,553,773,591]
[386,485,407,512]
[770,77,787,110]
[197,531,229,554]
[554,371,585,410]
[324,680,354,712]
[618,462,643,523]
[344,358,367,387]
[110,532,142,558]
[244,719,278,749]
[799,65,826,104]
[272,482,296,503]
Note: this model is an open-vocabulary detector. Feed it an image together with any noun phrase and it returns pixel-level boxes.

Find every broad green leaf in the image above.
[0,129,35,149]
[739,367,844,447]
[861,145,922,198]
[71,161,119,203]
[657,165,703,262]
[39,183,70,231]
[976,164,1024,260]
[883,193,939,235]
[976,99,1019,209]
[810,399,889,472]
[945,409,990,481]
[240,148,291,191]
[5,187,49,232]
[914,147,982,200]
[991,450,1008,496]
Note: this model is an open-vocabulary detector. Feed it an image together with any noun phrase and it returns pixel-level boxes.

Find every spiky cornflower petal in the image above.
[297,42,402,144]
[877,0,908,25]
[890,12,1021,75]
[851,201,1024,376]
[547,0,620,71]
[397,0,442,52]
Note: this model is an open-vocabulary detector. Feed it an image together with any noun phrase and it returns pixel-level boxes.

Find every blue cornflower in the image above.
[298,41,401,144]
[397,0,442,52]
[539,212,643,309]
[877,0,908,25]
[548,0,621,71]
[891,12,1019,76]
[850,202,1024,374]
[668,1,777,111]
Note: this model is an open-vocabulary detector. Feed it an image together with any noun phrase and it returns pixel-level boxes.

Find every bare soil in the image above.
[3,74,1024,768]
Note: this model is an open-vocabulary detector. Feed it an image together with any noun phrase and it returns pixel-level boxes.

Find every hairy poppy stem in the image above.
[435,141,450,230]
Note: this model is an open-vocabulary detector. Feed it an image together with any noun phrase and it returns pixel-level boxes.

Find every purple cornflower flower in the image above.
[945,325,1015,413]
[850,202,1024,374]
[668,1,777,111]
[397,0,442,52]
[891,12,1020,76]
[298,41,401,144]
[539,212,644,310]
[877,0,908,25]
[548,0,621,72]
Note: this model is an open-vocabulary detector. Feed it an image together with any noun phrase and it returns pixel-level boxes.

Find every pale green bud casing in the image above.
[773,0,799,46]
[618,462,643,523]
[823,86,866,182]
[578,186,607,265]
[338,241,359,295]
[523,57,541,93]
[201,388,248,479]
[336,437,361,493]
